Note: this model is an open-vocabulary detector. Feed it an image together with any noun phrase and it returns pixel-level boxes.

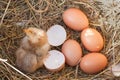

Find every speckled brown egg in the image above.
[81,28,104,52]
[62,8,89,31]
[62,39,82,66]
[80,53,108,74]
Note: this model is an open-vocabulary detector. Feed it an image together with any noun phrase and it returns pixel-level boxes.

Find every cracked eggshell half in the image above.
[47,25,67,46]
[43,50,65,72]
[112,63,120,77]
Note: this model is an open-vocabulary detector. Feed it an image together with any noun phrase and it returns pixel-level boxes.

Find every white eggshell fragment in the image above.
[112,63,120,77]
[47,25,67,46]
[43,50,65,72]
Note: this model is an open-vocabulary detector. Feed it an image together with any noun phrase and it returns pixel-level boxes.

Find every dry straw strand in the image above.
[25,0,50,13]
[0,0,11,28]
[0,58,32,80]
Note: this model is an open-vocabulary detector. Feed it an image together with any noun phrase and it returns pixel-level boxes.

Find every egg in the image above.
[62,8,89,31]
[62,39,82,66]
[43,50,65,72]
[47,24,67,46]
[80,53,108,74]
[81,28,104,52]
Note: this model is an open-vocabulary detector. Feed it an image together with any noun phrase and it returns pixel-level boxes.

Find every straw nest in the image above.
[0,0,120,80]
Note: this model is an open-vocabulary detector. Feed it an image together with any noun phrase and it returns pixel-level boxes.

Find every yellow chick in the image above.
[15,27,50,73]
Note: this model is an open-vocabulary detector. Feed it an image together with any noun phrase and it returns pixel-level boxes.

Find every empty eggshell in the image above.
[81,28,104,52]
[80,53,108,74]
[43,50,65,72]
[62,39,82,66]
[47,25,67,46]
[112,63,120,77]
[62,8,89,31]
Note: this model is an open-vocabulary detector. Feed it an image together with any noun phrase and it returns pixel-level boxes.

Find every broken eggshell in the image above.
[43,50,65,72]
[112,63,120,77]
[47,25,67,46]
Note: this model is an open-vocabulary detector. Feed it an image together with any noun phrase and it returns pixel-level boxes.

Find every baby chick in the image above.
[15,27,50,73]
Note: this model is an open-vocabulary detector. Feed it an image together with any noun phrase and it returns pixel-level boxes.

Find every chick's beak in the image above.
[24,29,32,35]
[23,29,28,34]
[23,29,31,37]
[23,29,34,37]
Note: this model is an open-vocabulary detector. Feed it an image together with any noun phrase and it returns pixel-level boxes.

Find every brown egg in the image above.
[62,39,82,66]
[62,8,89,31]
[81,28,104,52]
[80,53,108,74]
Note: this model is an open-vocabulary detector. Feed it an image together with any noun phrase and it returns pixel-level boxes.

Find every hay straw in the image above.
[0,58,32,80]
[0,0,11,27]
[25,0,49,13]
